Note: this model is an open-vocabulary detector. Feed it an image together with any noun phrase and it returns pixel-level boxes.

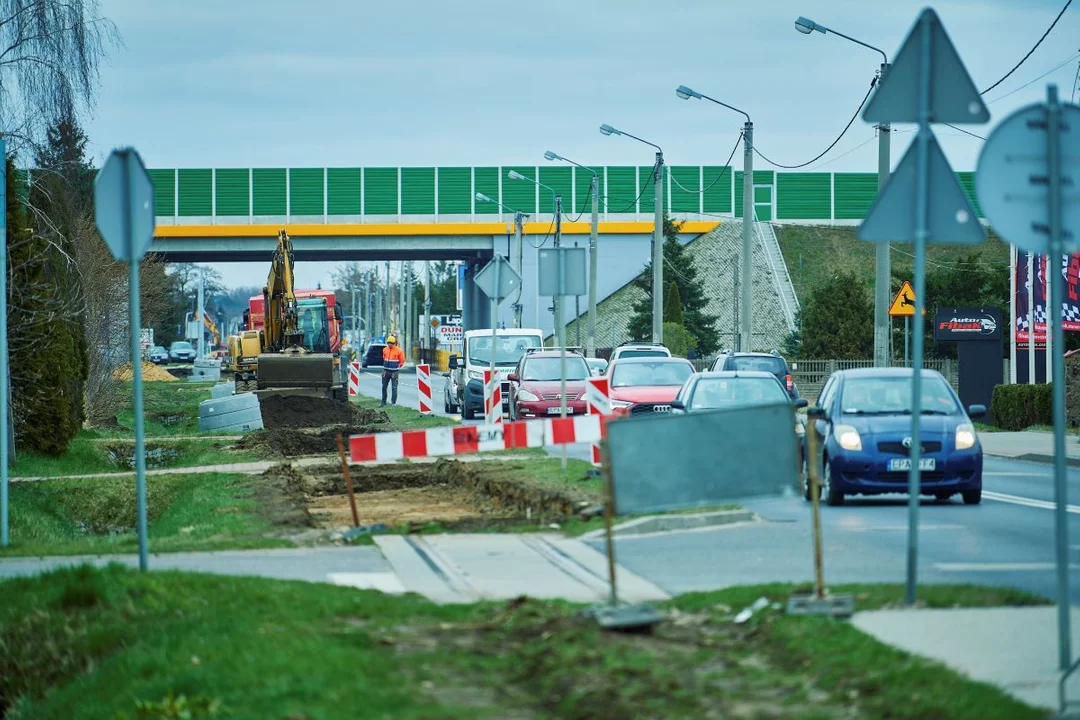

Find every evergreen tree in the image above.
[797,272,874,358]
[663,281,684,325]
[627,216,720,354]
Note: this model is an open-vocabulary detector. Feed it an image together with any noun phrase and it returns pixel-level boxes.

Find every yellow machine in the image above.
[227,230,342,400]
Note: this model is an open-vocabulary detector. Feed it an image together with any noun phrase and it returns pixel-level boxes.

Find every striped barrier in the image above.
[349,414,602,463]
[585,376,611,466]
[348,362,360,396]
[417,363,432,415]
[483,369,503,425]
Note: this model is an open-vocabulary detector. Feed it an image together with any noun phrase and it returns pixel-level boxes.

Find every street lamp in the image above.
[795,15,891,368]
[675,85,754,353]
[507,170,563,340]
[475,192,529,328]
[545,150,600,358]
[599,123,664,345]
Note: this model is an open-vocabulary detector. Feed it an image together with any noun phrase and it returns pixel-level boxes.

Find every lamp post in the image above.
[476,192,529,328]
[675,86,753,352]
[545,150,599,358]
[507,170,562,337]
[795,15,891,366]
[599,124,664,345]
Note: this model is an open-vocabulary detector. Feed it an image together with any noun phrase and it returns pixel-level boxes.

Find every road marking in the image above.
[984,472,1051,477]
[325,572,406,594]
[847,524,965,532]
[983,490,1080,514]
[933,562,1080,572]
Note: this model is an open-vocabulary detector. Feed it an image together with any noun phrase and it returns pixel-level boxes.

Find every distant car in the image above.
[610,342,672,361]
[148,345,169,364]
[586,357,608,376]
[709,351,799,400]
[807,367,986,507]
[361,343,385,368]
[168,341,196,363]
[507,350,591,420]
[607,356,695,415]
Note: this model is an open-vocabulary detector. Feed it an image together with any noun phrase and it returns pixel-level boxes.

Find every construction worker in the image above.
[381,335,407,406]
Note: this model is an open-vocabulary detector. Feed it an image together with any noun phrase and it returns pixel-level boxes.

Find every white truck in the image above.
[445,328,544,419]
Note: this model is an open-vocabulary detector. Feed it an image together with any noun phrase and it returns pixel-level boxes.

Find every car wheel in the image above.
[463,403,475,420]
[802,456,814,501]
[444,391,451,414]
[962,489,982,505]
[823,457,844,506]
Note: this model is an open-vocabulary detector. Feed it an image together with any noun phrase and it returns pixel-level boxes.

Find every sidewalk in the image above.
[979,430,1080,466]
[854,606,1080,713]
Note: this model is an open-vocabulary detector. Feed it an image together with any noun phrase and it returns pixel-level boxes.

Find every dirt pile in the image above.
[112,362,178,382]
[259,395,389,429]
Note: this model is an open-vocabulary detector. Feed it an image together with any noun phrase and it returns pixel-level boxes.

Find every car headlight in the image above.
[834,424,862,451]
[467,370,484,381]
[517,389,539,402]
[955,423,976,450]
[611,400,632,409]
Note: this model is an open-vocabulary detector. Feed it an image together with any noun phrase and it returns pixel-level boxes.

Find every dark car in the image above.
[807,368,986,506]
[148,345,169,364]
[361,343,385,368]
[709,351,798,400]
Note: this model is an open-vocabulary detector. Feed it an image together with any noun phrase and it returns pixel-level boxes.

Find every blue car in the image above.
[806,368,986,506]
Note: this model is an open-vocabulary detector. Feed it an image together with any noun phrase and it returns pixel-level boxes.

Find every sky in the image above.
[82,0,1080,290]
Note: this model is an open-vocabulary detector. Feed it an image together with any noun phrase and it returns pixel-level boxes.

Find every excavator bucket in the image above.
[256,352,336,392]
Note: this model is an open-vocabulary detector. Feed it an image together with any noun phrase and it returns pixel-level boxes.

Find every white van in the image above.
[446,328,544,419]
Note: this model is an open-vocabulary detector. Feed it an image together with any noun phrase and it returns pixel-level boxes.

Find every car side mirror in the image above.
[670,399,685,410]
[795,398,809,409]
[807,405,825,420]
[967,404,987,419]
[449,354,460,369]
[508,373,519,382]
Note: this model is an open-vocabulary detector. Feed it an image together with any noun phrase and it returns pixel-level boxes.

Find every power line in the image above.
[985,51,1080,104]
[670,131,744,195]
[980,0,1073,95]
[942,123,986,141]
[805,134,877,170]
[751,75,877,169]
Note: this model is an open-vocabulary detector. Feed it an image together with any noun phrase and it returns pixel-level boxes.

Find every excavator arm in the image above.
[263,229,303,352]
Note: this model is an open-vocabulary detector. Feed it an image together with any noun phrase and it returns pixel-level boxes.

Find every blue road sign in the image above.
[94,148,155,262]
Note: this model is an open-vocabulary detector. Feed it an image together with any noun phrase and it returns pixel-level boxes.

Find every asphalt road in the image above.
[595,455,1080,603]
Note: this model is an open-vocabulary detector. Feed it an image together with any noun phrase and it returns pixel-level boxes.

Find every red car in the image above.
[507,350,591,420]
[608,356,696,416]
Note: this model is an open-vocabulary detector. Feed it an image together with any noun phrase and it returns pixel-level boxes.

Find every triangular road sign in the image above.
[889,281,917,316]
[864,8,989,125]
[857,130,986,245]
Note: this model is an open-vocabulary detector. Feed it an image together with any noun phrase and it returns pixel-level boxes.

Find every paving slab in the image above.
[853,606,1080,712]
[980,430,1080,466]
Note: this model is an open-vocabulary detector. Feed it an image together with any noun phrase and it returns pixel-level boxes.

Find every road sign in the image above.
[976,101,1080,254]
[863,8,988,125]
[888,281,917,316]
[94,148,155,262]
[538,247,587,296]
[474,254,520,301]
[858,131,985,245]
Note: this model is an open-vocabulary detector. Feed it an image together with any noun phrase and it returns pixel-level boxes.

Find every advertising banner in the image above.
[1014,250,1080,344]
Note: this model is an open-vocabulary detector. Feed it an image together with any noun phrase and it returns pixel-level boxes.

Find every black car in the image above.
[708,351,799,400]
[361,343,385,368]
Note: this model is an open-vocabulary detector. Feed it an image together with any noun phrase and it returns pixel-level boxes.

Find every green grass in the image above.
[0,473,292,557]
[10,435,256,478]
[0,568,1048,719]
[776,224,1010,304]
[102,381,222,438]
[353,393,457,431]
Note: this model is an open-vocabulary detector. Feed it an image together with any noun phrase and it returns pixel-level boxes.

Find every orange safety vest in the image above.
[382,344,406,369]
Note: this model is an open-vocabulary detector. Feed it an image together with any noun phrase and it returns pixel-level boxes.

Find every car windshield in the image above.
[840,376,960,415]
[690,377,788,409]
[618,349,669,359]
[468,335,541,366]
[171,342,192,351]
[522,357,590,381]
[728,356,786,375]
[610,361,693,388]
[152,346,165,353]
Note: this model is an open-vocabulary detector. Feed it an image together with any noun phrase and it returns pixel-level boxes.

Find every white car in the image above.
[610,343,672,361]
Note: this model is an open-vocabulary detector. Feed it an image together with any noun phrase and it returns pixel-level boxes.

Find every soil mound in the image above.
[259,395,389,429]
[112,362,178,382]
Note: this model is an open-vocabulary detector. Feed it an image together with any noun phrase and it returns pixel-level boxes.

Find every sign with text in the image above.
[437,325,463,345]
[933,307,1002,342]
[1015,250,1080,343]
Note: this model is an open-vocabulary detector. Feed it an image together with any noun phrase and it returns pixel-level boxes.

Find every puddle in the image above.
[104,443,182,470]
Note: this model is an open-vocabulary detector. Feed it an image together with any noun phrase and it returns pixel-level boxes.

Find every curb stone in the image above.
[580,509,755,539]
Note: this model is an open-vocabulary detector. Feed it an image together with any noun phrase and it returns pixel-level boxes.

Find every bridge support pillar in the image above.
[461,260,491,332]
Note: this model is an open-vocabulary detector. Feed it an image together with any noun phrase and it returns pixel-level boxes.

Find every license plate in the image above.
[547,406,573,414]
[888,458,936,471]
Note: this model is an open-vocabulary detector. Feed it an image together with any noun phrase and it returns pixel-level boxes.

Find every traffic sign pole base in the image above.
[785,593,855,618]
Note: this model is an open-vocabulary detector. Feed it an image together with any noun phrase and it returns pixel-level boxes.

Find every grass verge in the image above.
[0,568,1048,719]
[10,435,256,478]
[353,394,457,431]
[0,473,292,557]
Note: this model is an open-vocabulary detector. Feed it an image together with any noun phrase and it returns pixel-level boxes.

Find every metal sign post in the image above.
[473,253,522,424]
[94,147,156,571]
[976,85,1080,677]
[857,8,988,605]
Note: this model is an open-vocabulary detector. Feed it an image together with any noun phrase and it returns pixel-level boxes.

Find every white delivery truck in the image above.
[446,328,544,419]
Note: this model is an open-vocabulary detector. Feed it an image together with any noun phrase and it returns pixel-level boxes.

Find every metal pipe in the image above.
[588,175,599,357]
[875,61,892,367]
[653,153,664,344]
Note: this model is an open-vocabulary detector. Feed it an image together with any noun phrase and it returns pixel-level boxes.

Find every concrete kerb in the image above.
[580,508,756,540]
[984,450,1080,468]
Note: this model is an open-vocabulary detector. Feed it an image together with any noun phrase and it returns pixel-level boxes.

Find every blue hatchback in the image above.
[806,368,986,506]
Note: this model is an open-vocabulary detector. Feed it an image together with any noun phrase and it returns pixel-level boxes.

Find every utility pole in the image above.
[513,213,524,328]
[398,261,406,341]
[740,121,754,353]
[405,263,414,356]
[385,260,391,338]
[587,174,599,357]
[652,153,664,344]
[553,197,562,343]
[424,260,433,360]
[196,271,205,358]
[874,61,892,367]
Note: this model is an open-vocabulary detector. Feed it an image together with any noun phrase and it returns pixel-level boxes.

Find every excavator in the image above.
[227,229,345,401]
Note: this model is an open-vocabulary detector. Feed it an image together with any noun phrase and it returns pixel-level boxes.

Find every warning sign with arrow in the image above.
[889,281,918,317]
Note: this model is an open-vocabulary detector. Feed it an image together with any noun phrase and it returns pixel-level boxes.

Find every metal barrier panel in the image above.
[606,400,800,515]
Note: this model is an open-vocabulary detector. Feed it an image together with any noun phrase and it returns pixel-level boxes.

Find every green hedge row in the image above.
[989,384,1053,431]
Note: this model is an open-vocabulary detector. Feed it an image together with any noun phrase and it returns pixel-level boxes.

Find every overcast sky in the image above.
[85,0,1079,290]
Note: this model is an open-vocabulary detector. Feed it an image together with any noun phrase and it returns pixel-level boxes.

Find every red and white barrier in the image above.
[349,414,602,463]
[483,369,503,425]
[417,363,432,415]
[348,361,360,396]
[585,375,611,466]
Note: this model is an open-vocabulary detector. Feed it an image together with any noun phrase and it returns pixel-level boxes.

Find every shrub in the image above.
[989,384,1053,430]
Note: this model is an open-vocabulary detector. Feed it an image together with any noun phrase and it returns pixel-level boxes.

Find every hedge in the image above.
[989,383,1053,430]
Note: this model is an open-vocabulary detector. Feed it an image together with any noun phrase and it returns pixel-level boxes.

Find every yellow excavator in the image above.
[227,229,344,400]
